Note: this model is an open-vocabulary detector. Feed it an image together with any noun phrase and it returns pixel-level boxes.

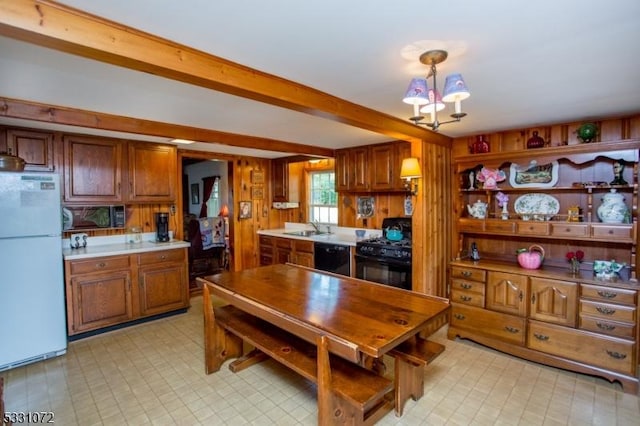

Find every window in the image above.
[309,171,337,224]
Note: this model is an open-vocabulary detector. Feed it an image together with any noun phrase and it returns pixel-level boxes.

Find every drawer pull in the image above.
[453,313,466,320]
[596,291,617,299]
[460,283,472,289]
[533,333,549,341]
[461,271,472,277]
[160,255,167,260]
[504,326,520,334]
[608,230,614,235]
[596,306,616,315]
[606,350,627,360]
[596,322,616,331]
[460,295,472,302]
[96,262,106,268]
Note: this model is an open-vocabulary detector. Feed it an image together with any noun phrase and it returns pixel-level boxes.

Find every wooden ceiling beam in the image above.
[0,0,449,147]
[0,97,335,157]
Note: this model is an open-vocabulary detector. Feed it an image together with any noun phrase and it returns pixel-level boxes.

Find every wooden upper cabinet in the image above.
[6,129,55,172]
[335,141,410,192]
[127,142,177,203]
[63,135,123,203]
[272,159,300,203]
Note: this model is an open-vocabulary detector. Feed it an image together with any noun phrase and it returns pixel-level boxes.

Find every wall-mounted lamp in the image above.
[400,157,421,195]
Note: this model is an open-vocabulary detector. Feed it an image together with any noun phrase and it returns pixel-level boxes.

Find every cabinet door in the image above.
[530,277,577,327]
[370,143,394,190]
[293,251,314,268]
[128,142,176,203]
[64,136,123,202]
[6,129,55,172]
[272,159,289,202]
[138,263,188,316]
[350,147,369,191]
[486,272,528,316]
[335,149,350,191]
[275,247,292,264]
[70,270,132,333]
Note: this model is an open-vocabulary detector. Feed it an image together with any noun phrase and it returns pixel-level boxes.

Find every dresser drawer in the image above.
[138,249,185,265]
[485,220,515,233]
[580,300,636,323]
[579,315,636,340]
[591,224,633,241]
[581,284,637,306]
[259,236,273,246]
[451,266,486,282]
[528,320,636,375]
[275,238,292,249]
[451,278,485,294]
[294,240,314,253]
[517,221,549,235]
[450,288,484,307]
[457,218,483,232]
[69,255,131,275]
[550,223,589,238]
[450,304,525,345]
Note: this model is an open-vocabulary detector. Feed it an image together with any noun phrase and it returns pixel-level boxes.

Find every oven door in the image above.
[354,254,412,290]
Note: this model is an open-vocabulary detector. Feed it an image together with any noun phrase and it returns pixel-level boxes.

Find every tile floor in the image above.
[2,295,639,425]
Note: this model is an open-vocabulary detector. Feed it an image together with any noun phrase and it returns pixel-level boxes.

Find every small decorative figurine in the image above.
[469,135,490,154]
[470,242,480,261]
[610,161,628,185]
[567,206,581,222]
[526,131,545,149]
[468,171,476,190]
[576,122,598,143]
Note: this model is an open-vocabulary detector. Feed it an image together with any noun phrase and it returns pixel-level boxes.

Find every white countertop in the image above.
[62,232,190,260]
[257,223,380,247]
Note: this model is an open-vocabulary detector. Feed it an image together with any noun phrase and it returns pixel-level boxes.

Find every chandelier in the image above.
[402,49,470,131]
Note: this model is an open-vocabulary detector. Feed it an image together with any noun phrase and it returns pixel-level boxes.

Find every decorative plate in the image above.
[509,160,558,188]
[514,193,560,221]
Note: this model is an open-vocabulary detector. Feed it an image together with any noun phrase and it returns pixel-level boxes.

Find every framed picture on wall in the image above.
[251,170,265,184]
[239,201,252,219]
[191,183,200,204]
[251,186,264,200]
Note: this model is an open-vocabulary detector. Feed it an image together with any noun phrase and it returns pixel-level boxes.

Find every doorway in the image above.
[179,152,234,295]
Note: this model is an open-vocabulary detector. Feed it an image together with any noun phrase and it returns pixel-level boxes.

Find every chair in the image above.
[186,217,226,284]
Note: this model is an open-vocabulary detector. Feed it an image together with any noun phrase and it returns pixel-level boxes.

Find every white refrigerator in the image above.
[0,172,67,370]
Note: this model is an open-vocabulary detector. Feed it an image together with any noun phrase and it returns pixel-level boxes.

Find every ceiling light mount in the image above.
[402,49,470,132]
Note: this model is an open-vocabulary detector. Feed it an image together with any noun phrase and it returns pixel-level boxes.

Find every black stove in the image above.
[356,217,412,265]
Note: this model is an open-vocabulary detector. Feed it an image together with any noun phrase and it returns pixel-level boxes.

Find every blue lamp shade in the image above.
[442,73,470,102]
[402,78,429,105]
[419,89,445,114]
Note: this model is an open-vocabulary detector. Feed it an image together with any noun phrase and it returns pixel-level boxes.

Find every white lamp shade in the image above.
[402,78,429,105]
[400,157,422,179]
[419,89,445,113]
[442,73,470,102]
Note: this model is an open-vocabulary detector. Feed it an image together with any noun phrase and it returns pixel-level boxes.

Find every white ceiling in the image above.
[1,0,639,158]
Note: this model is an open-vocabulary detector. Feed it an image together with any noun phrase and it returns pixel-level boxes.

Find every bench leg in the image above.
[394,359,424,417]
[229,348,269,373]
[203,284,242,374]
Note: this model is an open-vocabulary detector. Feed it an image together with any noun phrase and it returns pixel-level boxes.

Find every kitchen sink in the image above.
[283,230,322,237]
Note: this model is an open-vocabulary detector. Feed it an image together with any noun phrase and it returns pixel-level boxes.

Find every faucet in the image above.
[309,221,321,233]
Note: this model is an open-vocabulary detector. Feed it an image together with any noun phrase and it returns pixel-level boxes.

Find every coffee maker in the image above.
[155,212,170,242]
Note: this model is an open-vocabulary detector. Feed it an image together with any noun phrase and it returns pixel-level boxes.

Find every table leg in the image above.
[203,284,242,373]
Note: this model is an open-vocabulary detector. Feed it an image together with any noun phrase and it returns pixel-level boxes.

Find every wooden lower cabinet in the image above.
[65,248,189,336]
[448,260,639,394]
[258,235,315,268]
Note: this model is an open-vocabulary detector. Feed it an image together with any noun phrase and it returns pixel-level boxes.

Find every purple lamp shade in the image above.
[402,78,429,105]
[419,89,445,113]
[442,73,470,102]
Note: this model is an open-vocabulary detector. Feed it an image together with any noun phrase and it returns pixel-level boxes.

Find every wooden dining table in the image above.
[199,263,450,420]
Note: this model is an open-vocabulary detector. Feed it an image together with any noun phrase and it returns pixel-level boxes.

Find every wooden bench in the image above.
[389,335,445,416]
[210,304,394,425]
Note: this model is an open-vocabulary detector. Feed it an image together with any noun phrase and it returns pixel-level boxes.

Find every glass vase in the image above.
[569,259,580,275]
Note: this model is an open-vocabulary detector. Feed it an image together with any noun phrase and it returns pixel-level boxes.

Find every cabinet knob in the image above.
[608,230,614,235]
[597,291,617,299]
[460,283,472,289]
[596,306,616,315]
[461,271,472,277]
[460,295,472,302]
[533,333,549,341]
[453,313,466,320]
[160,255,167,260]
[97,262,106,268]
[606,350,627,360]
